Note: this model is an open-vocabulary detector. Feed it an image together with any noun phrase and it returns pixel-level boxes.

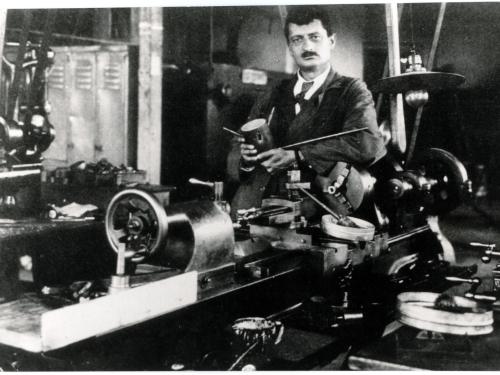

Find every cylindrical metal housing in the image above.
[162,200,235,271]
[105,188,234,273]
[240,118,274,153]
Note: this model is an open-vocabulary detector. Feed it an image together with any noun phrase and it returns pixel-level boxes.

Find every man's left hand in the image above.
[257,148,296,174]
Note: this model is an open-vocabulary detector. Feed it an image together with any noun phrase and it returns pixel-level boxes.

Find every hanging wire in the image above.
[409,3,416,51]
[209,7,214,70]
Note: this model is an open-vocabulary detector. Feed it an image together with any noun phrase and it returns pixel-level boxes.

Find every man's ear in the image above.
[329,33,336,48]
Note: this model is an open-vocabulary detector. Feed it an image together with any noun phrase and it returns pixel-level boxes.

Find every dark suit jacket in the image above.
[227,68,386,208]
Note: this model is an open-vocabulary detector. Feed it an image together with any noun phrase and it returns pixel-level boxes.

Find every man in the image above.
[227,5,386,215]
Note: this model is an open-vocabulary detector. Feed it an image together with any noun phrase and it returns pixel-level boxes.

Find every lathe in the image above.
[0,136,477,370]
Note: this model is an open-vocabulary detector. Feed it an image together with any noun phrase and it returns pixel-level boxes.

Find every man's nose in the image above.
[302,37,314,51]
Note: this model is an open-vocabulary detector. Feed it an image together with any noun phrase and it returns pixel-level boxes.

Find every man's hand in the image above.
[258,148,296,174]
[237,136,258,167]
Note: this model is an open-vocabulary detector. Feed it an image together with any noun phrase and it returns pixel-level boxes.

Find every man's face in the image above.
[287,19,335,74]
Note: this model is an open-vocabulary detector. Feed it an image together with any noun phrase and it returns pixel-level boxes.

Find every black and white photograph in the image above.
[0,0,498,370]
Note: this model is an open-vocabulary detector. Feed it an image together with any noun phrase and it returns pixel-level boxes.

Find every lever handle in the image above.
[464,292,497,303]
[188,177,214,188]
[189,178,224,202]
[470,242,496,248]
[445,276,481,286]
[482,249,500,263]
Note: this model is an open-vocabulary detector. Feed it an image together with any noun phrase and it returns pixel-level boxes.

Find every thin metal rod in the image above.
[405,107,424,165]
[222,126,242,137]
[427,3,447,70]
[282,127,368,150]
[116,243,126,276]
[267,106,275,125]
[227,341,258,371]
[388,224,430,245]
[225,126,368,149]
[297,187,340,220]
[266,302,303,320]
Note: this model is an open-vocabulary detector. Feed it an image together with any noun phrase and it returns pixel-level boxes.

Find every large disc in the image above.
[105,189,169,262]
[411,148,468,215]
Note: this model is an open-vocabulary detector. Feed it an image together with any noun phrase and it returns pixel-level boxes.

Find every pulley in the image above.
[411,148,468,215]
[379,148,468,216]
[397,292,493,336]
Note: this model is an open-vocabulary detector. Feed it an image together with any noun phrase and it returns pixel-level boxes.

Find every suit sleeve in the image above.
[299,79,386,175]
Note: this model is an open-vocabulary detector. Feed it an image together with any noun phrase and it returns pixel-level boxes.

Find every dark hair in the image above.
[284,5,333,42]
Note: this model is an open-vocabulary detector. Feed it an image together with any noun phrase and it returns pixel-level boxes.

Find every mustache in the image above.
[301,51,318,58]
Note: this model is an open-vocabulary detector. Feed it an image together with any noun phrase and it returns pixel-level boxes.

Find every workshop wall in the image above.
[165,5,366,78]
[234,5,366,78]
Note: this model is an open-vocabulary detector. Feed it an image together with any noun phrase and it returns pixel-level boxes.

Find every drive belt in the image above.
[397,292,493,336]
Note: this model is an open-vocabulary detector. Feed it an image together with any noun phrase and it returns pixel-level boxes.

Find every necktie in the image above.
[295,80,314,109]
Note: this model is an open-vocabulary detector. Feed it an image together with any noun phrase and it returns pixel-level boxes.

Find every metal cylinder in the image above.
[240,118,274,153]
[105,188,235,272]
[163,200,235,271]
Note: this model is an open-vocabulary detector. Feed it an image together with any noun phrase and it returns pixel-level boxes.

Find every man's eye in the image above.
[291,37,302,44]
[311,35,321,41]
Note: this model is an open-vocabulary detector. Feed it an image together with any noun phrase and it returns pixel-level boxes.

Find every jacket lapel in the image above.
[285,69,345,143]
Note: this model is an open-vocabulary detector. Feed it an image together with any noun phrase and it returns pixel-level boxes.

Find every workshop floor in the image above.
[440,199,500,291]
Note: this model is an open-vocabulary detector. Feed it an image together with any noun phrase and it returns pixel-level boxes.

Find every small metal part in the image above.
[108,275,131,294]
[232,317,284,347]
[199,275,212,289]
[241,364,257,371]
[343,312,364,321]
[493,265,500,292]
[170,363,185,371]
[189,178,227,210]
[244,263,270,279]
[108,243,130,294]
[404,89,429,108]
[470,242,500,263]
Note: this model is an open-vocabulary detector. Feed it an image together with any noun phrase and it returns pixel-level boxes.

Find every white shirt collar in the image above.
[293,65,331,100]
